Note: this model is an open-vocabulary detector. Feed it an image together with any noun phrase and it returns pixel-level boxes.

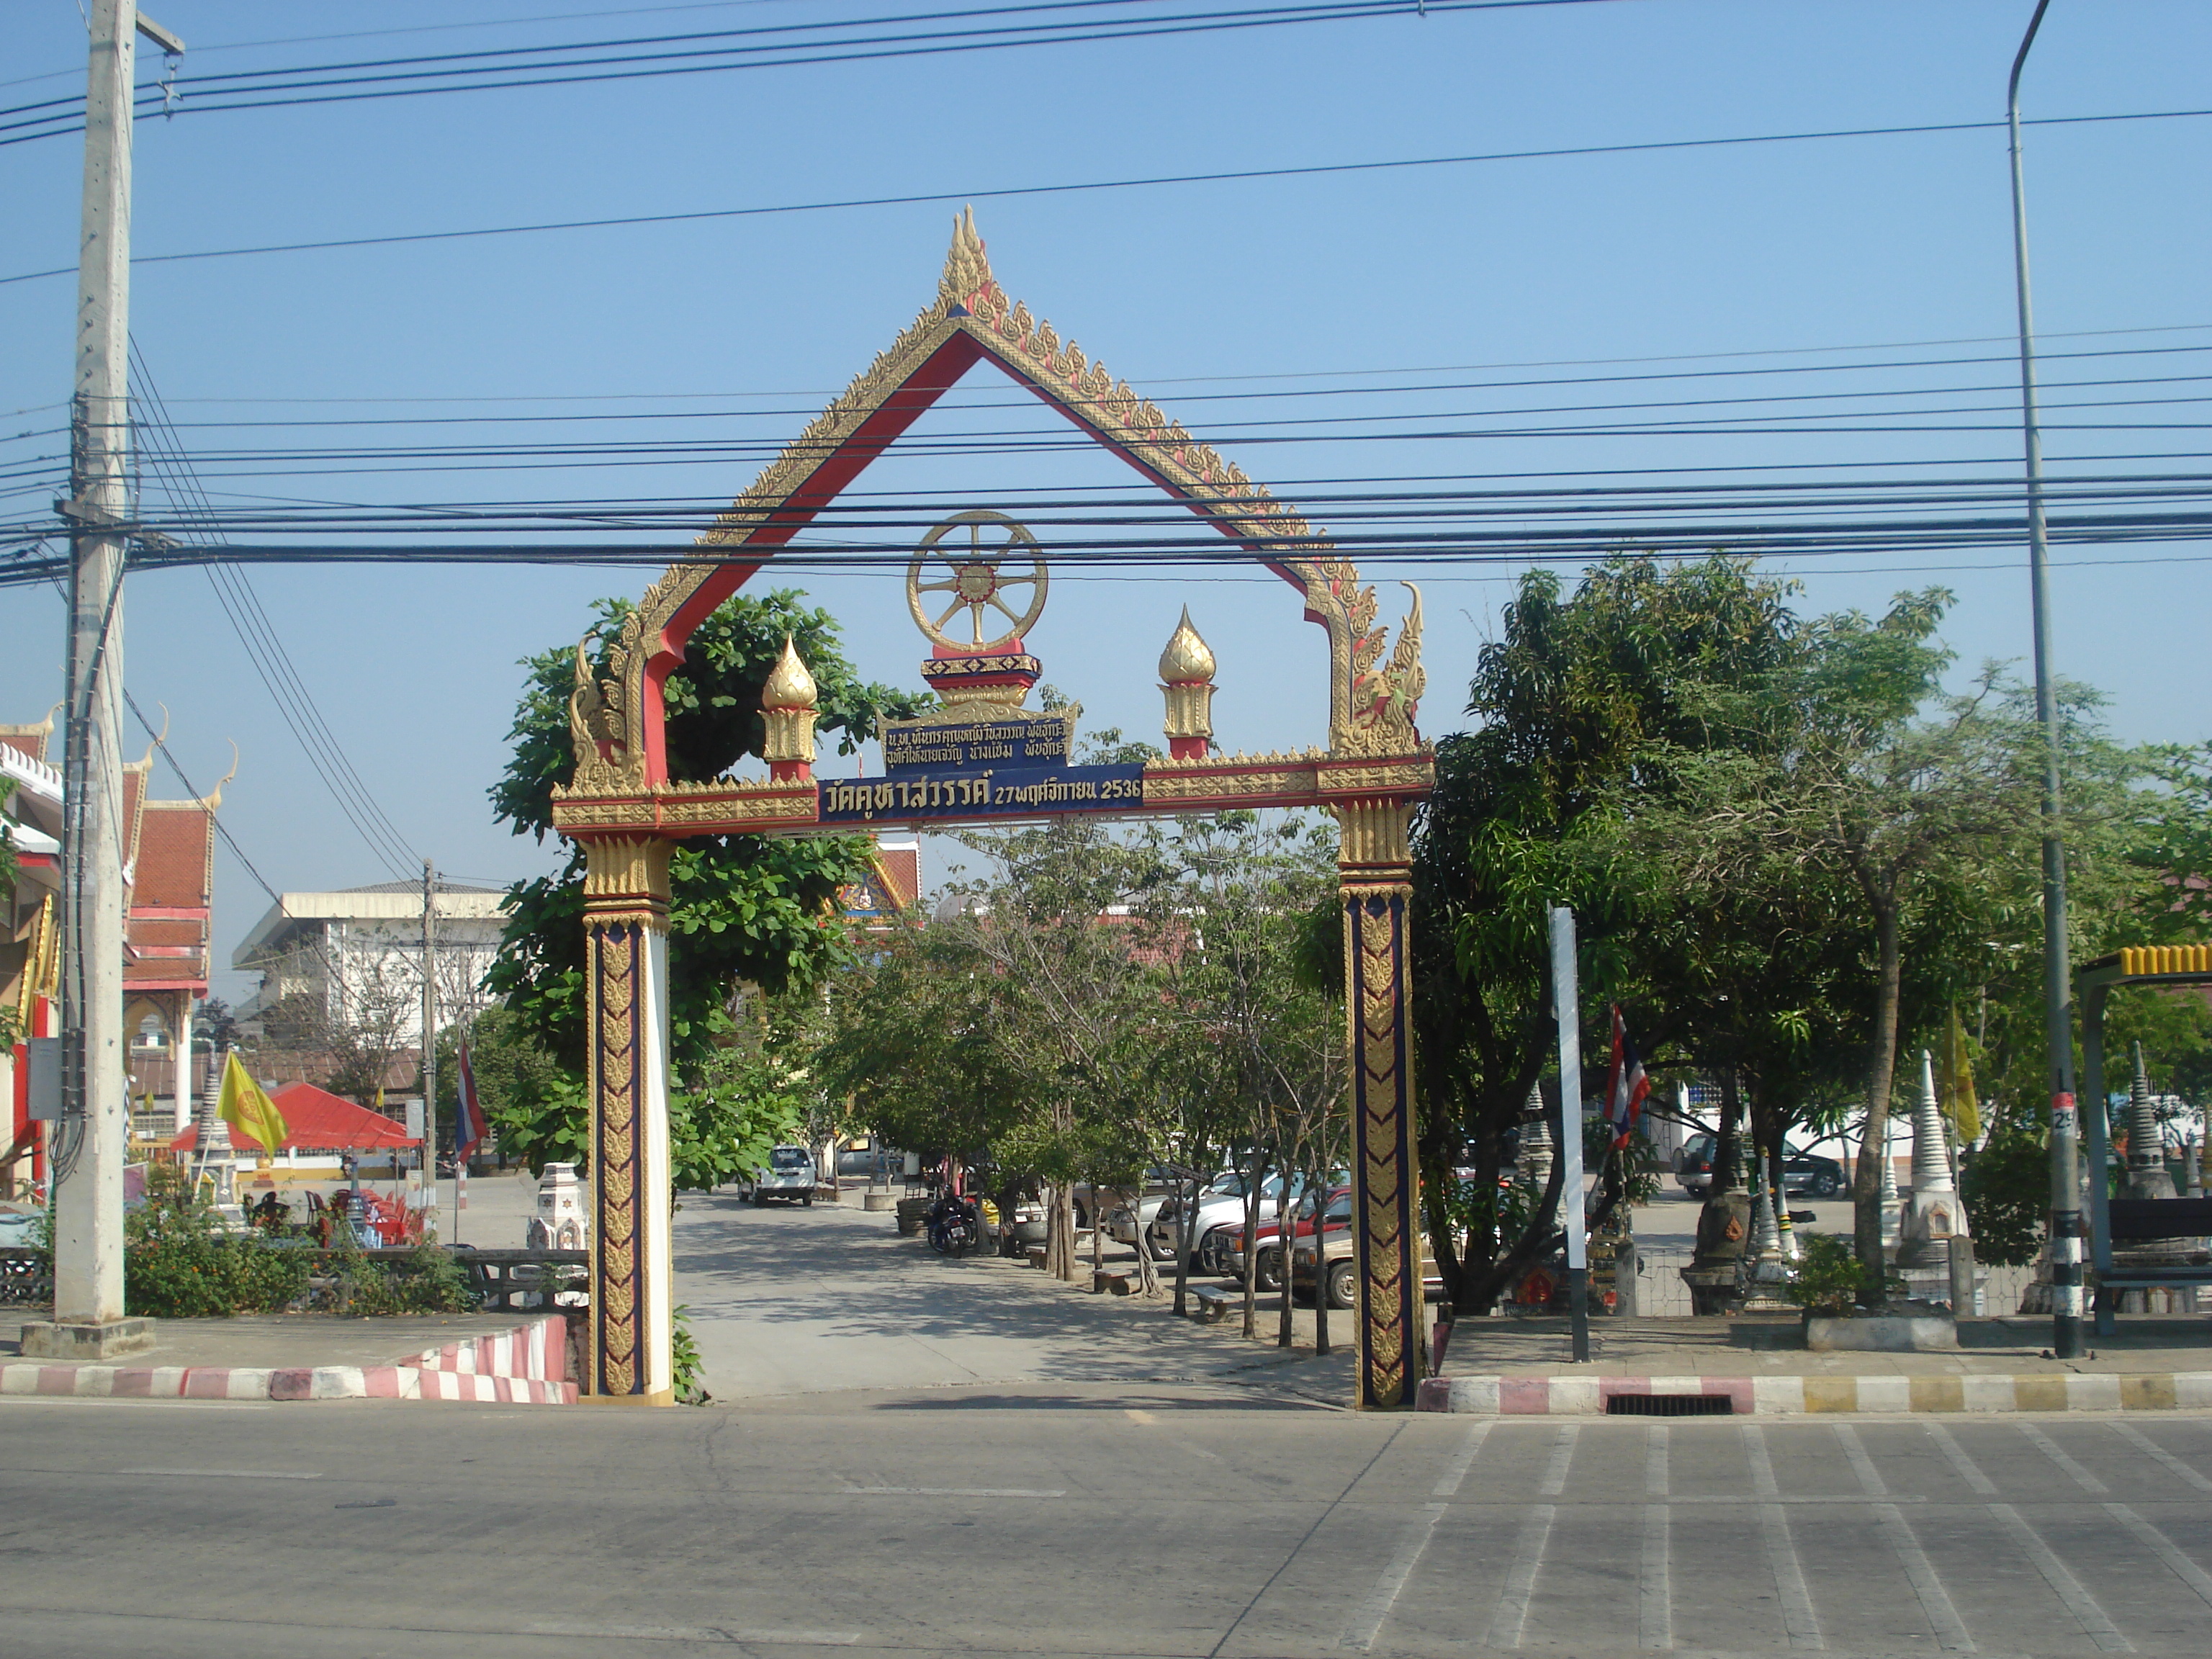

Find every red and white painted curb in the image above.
[0,1314,576,1406]
[1416,1370,2212,1416]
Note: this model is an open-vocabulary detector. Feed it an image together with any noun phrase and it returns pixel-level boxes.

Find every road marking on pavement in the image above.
[1745,1426,1822,1650]
[1483,1502,1555,1650]
[1834,1425,1974,1653]
[1640,1502,1671,1650]
[1125,1409,1155,1424]
[1537,1423,1579,1496]
[2020,1423,2108,1493]
[527,1623,858,1646]
[1987,1503,2131,1653]
[119,1467,322,1480]
[1337,1502,1447,1652]
[1432,1420,1490,1497]
[2100,1503,2212,1611]
[1641,1425,1671,1650]
[841,1485,1064,1498]
[2107,1422,2212,1494]
[1923,1424,1998,1496]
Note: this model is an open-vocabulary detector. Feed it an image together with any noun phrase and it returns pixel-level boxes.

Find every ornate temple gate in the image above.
[551,215,1434,1408]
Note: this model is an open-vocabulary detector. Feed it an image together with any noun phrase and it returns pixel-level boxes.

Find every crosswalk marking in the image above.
[2100,1502,2212,1612]
[1745,1426,1822,1650]
[1640,1501,1672,1650]
[1645,1423,1669,1498]
[1537,1422,1579,1496]
[1431,1420,1489,1498]
[1833,1425,1974,1653]
[1988,1502,2133,1653]
[2021,1422,2109,1493]
[1924,1422,1999,1496]
[1338,1503,1447,1653]
[2108,1421,2212,1494]
[1483,1503,1555,1650]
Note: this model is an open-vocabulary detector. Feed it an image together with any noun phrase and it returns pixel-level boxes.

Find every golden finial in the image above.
[938,205,992,310]
[760,636,818,712]
[1157,607,1216,685]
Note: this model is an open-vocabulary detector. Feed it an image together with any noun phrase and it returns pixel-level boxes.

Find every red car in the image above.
[1195,1186,1350,1291]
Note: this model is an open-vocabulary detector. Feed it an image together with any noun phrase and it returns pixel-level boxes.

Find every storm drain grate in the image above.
[1605,1393,1735,1416]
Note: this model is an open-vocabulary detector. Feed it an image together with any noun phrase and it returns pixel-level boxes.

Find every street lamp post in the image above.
[2005,0,2084,1358]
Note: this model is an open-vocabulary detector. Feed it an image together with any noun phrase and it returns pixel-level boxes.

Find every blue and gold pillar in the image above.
[1336,799,1423,1410]
[583,835,675,1404]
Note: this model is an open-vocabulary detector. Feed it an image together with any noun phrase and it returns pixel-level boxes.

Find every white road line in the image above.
[527,1623,859,1646]
[1338,1502,1448,1652]
[1745,1426,1822,1650]
[2101,1503,2212,1611]
[2020,1423,2108,1494]
[1483,1503,1555,1650]
[1537,1423,1580,1496]
[1833,1426,1974,1653]
[1987,1503,2132,1654]
[841,1486,1064,1498]
[118,1467,322,1480]
[2108,1422,2212,1494]
[1640,1502,1672,1651]
[1645,1424,1669,1498]
[1924,1423,1999,1496]
[1432,1420,1491,1498]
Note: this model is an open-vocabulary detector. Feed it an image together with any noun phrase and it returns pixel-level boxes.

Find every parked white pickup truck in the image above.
[741,1146,817,1206]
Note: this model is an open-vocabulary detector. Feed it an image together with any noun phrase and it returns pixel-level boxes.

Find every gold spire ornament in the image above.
[1158,607,1216,760]
[760,637,819,780]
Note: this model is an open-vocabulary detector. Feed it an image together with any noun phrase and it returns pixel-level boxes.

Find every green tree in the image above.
[486,588,926,1173]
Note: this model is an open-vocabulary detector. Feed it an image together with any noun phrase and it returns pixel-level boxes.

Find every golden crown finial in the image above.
[1158,607,1216,685]
[760,636,818,712]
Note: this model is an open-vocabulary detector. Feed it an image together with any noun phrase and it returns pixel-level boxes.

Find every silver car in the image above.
[745,1146,817,1206]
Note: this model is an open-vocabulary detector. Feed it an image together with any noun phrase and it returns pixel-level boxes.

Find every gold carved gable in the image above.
[557,210,1426,807]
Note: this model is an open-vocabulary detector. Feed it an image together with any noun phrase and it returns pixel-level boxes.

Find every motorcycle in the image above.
[925,1192,982,1256]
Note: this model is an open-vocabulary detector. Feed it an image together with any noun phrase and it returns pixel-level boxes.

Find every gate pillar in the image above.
[581,835,676,1404]
[1336,799,1423,1410]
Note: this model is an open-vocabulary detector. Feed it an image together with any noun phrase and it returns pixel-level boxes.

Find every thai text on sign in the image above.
[818,764,1144,824]
[880,714,1074,773]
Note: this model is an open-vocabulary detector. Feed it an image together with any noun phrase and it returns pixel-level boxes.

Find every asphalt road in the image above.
[7,1198,2211,1658]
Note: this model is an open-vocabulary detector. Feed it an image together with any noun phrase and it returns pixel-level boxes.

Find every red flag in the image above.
[455,1038,488,1160]
[1606,1004,1650,1151]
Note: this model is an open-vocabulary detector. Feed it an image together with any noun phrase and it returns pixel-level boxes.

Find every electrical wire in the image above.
[6,102,2211,285]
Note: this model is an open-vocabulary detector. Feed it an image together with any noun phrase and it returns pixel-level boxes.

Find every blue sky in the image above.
[2,1,2207,1003]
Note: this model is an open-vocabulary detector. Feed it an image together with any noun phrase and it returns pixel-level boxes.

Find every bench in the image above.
[1187,1284,1234,1323]
[2094,1197,2212,1327]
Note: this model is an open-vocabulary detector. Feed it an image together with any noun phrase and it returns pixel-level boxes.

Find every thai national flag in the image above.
[456,1038,489,1161]
[1606,1005,1650,1151]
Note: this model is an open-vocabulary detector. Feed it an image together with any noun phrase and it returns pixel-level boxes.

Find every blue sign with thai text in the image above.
[818,764,1146,824]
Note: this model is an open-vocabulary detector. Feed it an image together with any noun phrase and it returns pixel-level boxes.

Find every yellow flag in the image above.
[1939,1004,1982,1144]
[217,1052,288,1152]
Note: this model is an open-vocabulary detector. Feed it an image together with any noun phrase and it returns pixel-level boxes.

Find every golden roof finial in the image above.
[1158,606,1216,684]
[760,636,818,711]
[201,739,240,811]
[938,205,992,311]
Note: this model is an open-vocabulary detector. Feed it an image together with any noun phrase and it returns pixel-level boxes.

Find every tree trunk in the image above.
[1089,1185,1103,1277]
[1056,1181,1079,1280]
[1171,1169,1198,1316]
[1240,1156,1267,1340]
[1274,1159,1295,1348]
[1854,894,1903,1303]
[1312,1154,1331,1357]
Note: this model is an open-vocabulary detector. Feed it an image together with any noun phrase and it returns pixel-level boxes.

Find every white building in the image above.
[233,881,507,1043]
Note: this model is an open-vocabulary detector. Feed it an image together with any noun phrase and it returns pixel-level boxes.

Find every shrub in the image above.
[1784,1233,1905,1316]
[125,1189,312,1318]
[1961,1131,2050,1267]
[314,1238,477,1316]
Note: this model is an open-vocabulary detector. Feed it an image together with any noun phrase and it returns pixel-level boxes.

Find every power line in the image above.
[6,103,2210,286]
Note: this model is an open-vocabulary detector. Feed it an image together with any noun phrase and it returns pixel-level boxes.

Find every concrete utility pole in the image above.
[2006,0,2084,1359]
[38,0,182,1361]
[1548,907,1590,1363]
[421,858,437,1238]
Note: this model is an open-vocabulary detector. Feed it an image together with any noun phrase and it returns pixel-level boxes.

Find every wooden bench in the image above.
[2094,1197,2212,1324]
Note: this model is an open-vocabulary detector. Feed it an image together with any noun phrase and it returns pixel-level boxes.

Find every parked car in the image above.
[740,1145,817,1206]
[1287,1220,1445,1310]
[1145,1171,1320,1263]
[1197,1185,1350,1290]
[1675,1132,1845,1197]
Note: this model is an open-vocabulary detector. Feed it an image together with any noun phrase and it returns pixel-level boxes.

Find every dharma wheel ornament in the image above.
[1157,606,1215,760]
[760,635,819,781]
[907,508,1048,714]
